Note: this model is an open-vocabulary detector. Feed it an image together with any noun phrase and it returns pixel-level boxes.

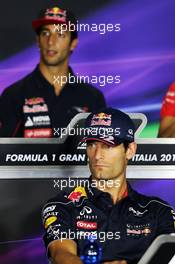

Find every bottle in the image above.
[81,235,102,264]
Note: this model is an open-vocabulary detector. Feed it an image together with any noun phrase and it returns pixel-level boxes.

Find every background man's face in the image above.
[37,24,77,66]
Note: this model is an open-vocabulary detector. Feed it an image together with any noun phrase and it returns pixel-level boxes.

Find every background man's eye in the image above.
[41,31,49,36]
[58,32,65,38]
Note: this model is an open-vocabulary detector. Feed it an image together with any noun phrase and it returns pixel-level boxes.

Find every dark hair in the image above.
[34,6,78,42]
[123,141,130,151]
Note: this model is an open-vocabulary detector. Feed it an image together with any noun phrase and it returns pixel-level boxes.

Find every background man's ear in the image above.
[36,36,40,49]
[126,142,137,160]
[70,38,78,52]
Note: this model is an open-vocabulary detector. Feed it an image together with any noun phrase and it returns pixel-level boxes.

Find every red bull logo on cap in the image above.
[45,7,67,22]
[68,187,87,202]
[91,113,112,126]
[52,7,60,14]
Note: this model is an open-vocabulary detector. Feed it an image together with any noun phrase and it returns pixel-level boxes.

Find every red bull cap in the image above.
[81,107,135,146]
[32,6,78,39]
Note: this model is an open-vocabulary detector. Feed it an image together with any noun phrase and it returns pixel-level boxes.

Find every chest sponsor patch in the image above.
[23,97,48,113]
[24,128,52,138]
[25,97,45,105]
[126,223,151,237]
[76,221,97,230]
[23,104,49,113]
[76,206,97,220]
[25,115,51,127]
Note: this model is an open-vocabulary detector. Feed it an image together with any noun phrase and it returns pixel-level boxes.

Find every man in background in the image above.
[0,6,106,137]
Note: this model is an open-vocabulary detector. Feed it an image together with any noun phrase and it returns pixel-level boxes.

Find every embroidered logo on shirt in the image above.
[129,207,148,217]
[25,115,51,127]
[25,97,45,105]
[43,205,56,216]
[126,223,151,237]
[45,216,57,229]
[23,97,48,113]
[77,206,97,220]
[24,128,52,138]
[68,187,87,203]
[76,221,97,230]
[23,104,48,113]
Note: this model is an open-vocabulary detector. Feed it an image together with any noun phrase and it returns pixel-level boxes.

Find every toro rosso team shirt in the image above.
[161,82,175,118]
[0,66,106,137]
[42,182,175,264]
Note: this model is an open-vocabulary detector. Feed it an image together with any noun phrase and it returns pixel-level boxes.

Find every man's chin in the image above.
[43,59,60,67]
[93,172,110,180]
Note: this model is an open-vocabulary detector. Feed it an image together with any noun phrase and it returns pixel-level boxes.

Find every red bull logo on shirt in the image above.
[25,97,45,105]
[68,187,87,202]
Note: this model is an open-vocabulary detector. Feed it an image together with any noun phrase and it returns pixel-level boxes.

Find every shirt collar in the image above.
[33,64,75,90]
[86,177,139,203]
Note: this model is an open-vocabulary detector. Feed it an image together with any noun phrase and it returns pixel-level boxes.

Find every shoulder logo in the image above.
[68,187,87,202]
[44,216,57,229]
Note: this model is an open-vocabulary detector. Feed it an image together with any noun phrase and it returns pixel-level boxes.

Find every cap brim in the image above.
[81,137,120,147]
[32,18,67,30]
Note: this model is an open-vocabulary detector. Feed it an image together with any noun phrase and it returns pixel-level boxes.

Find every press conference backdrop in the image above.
[0,1,175,263]
[1,0,175,137]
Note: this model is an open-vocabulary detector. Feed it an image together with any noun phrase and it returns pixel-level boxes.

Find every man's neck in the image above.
[39,62,69,95]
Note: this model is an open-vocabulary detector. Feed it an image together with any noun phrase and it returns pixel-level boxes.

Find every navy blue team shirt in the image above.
[42,181,175,264]
[0,66,106,137]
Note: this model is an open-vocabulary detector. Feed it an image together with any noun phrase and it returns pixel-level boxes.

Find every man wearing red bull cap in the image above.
[42,108,175,263]
[0,5,106,137]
